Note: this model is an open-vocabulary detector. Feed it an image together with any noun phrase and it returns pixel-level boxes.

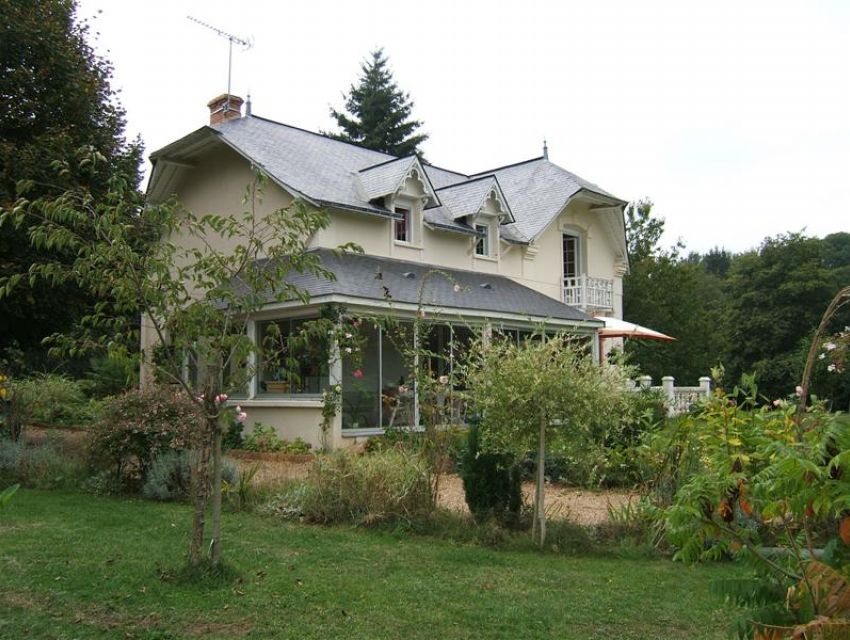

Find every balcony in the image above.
[563,275,614,311]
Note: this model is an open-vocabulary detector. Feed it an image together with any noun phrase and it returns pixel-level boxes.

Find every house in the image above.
[143,94,629,449]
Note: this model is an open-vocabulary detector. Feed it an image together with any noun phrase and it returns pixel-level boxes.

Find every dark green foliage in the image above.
[623,219,730,385]
[0,0,142,364]
[81,353,137,398]
[328,48,428,157]
[221,416,244,451]
[724,232,850,404]
[461,420,522,526]
[623,200,850,408]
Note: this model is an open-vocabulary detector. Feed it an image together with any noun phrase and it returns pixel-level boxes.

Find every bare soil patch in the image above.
[23,424,89,452]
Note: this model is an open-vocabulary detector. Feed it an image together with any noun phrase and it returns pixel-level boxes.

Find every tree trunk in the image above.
[532,414,547,547]
[188,443,210,567]
[209,415,223,566]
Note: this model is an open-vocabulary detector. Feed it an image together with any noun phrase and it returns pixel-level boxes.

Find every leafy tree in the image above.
[2,152,353,567]
[724,233,848,402]
[328,48,428,157]
[0,0,141,364]
[623,200,729,384]
[624,198,665,262]
[466,335,631,546]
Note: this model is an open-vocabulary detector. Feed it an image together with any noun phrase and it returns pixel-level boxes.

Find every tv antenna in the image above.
[187,16,253,109]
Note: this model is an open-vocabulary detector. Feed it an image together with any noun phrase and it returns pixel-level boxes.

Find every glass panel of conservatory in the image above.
[380,322,414,428]
[341,323,380,430]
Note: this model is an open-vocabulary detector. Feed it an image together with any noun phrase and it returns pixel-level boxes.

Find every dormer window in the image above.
[395,207,411,243]
[474,223,490,256]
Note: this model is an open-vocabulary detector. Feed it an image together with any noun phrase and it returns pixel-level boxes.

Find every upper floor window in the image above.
[395,207,410,243]
[474,223,490,257]
[563,233,579,280]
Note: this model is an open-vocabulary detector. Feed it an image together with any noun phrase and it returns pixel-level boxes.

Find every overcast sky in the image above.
[78,0,849,254]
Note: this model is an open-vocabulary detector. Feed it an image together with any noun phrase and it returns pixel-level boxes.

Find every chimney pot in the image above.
[207,94,244,125]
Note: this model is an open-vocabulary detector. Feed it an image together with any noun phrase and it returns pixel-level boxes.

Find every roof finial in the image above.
[245,92,252,116]
[543,138,549,160]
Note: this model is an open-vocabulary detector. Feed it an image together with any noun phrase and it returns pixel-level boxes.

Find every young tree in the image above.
[0,0,141,363]
[1,150,353,567]
[466,335,632,546]
[327,48,429,157]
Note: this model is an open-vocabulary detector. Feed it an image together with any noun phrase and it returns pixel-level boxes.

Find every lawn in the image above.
[0,490,741,640]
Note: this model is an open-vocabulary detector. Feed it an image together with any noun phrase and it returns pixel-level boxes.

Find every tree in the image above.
[624,198,664,262]
[466,335,631,546]
[724,233,846,402]
[622,200,729,384]
[0,0,141,365]
[327,49,428,157]
[2,151,354,567]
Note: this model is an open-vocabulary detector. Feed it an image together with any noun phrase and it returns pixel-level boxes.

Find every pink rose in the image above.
[353,368,364,379]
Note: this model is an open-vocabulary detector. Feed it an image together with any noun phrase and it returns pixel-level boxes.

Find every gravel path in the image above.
[230,457,636,525]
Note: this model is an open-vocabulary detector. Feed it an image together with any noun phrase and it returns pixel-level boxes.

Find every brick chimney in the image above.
[207,94,244,125]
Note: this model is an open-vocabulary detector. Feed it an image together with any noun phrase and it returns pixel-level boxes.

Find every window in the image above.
[474,223,490,256]
[562,233,579,280]
[258,318,329,395]
[395,207,410,243]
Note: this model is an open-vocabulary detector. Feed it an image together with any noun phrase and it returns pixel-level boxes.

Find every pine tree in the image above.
[328,49,428,157]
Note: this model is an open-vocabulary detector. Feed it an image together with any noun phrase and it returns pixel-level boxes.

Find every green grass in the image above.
[0,491,740,639]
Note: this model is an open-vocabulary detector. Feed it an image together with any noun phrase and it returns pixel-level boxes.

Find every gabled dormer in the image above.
[434,176,514,260]
[357,156,439,247]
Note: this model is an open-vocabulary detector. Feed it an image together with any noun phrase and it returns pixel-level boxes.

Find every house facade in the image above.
[143,94,629,449]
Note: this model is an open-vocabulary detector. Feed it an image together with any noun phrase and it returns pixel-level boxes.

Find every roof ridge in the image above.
[434,174,499,191]
[422,162,469,179]
[468,156,545,177]
[358,154,416,173]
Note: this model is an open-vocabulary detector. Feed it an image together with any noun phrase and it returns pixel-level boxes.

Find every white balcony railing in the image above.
[563,275,614,311]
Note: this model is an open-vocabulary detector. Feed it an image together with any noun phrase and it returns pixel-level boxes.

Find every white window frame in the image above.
[474,223,490,257]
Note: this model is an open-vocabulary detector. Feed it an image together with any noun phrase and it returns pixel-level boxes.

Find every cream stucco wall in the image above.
[236,402,325,449]
[142,143,625,447]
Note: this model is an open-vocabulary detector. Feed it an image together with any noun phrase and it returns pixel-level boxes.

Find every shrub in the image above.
[0,435,87,489]
[89,385,203,486]
[81,354,137,398]
[461,420,522,527]
[242,423,283,452]
[299,449,432,526]
[0,438,22,482]
[281,437,311,455]
[143,450,237,502]
[13,374,98,427]
[222,416,245,451]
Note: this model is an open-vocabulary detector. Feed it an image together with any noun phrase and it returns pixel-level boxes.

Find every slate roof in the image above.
[150,114,625,244]
[470,159,626,241]
[253,249,594,323]
[435,175,513,223]
[358,155,437,206]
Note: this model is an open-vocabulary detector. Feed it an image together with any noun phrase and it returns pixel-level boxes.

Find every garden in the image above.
[2,290,850,639]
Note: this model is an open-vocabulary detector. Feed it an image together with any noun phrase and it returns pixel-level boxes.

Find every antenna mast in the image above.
[187,16,253,110]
